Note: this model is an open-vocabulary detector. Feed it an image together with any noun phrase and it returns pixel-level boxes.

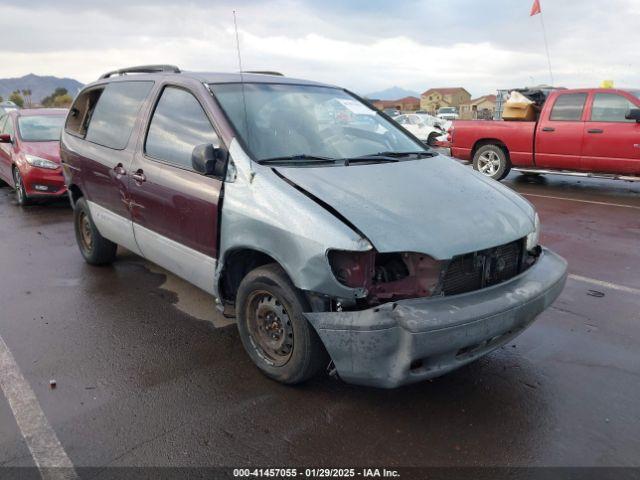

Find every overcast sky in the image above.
[0,0,638,97]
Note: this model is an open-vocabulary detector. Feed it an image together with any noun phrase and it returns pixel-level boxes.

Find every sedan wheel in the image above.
[13,169,30,206]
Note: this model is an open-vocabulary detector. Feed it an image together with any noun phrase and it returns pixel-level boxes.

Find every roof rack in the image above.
[242,71,284,76]
[99,65,181,79]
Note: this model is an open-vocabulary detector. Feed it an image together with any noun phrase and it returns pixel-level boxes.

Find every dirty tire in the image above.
[74,197,117,265]
[473,144,511,181]
[236,263,328,384]
[13,168,31,206]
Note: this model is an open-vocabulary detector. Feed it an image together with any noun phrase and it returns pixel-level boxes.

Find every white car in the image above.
[394,113,446,145]
[436,107,459,120]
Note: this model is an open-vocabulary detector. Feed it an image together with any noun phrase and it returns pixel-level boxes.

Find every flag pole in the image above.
[538,7,554,86]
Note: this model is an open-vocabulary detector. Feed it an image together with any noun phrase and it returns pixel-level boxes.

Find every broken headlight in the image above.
[526,213,540,251]
[328,250,442,304]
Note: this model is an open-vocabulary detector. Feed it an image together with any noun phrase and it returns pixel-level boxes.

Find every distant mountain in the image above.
[364,86,420,100]
[0,74,84,104]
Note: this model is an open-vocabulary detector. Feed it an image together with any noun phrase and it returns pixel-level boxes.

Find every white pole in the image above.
[538,8,554,86]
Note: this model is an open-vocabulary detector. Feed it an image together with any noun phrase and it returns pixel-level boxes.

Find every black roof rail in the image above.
[242,71,284,76]
[99,65,181,79]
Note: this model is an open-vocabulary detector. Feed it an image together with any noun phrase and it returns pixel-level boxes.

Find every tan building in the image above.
[459,94,497,120]
[372,96,420,112]
[419,88,471,114]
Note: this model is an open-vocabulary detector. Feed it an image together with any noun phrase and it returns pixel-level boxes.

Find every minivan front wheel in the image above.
[236,264,327,384]
[74,197,117,265]
[473,144,511,181]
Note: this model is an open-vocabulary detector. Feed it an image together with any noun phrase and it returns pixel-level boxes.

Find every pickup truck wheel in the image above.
[236,264,327,384]
[74,197,117,265]
[473,145,511,181]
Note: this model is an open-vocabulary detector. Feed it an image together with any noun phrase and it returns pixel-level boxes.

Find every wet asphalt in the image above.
[0,168,639,471]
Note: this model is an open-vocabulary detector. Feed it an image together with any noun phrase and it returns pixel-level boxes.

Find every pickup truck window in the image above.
[549,93,587,121]
[591,93,636,123]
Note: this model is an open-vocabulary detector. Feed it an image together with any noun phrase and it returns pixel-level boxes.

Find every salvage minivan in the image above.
[61,65,568,388]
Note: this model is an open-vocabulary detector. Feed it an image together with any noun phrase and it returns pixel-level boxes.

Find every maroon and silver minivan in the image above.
[61,65,567,388]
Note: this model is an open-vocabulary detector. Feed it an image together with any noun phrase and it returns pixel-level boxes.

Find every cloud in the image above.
[0,0,638,96]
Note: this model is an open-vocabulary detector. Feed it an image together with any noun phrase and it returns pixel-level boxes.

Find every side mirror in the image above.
[191,144,227,177]
[0,133,11,144]
[625,108,640,122]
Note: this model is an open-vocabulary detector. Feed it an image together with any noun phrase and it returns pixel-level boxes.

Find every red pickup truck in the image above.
[450,88,640,181]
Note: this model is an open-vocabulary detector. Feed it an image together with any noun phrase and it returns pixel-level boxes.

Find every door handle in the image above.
[113,163,126,176]
[587,129,604,134]
[131,170,146,184]
[542,127,555,132]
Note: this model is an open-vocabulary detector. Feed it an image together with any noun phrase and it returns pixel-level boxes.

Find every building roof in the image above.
[396,96,420,102]
[421,87,470,97]
[374,96,420,108]
[470,94,497,104]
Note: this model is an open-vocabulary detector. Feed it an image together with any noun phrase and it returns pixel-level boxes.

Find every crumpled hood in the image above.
[276,155,535,259]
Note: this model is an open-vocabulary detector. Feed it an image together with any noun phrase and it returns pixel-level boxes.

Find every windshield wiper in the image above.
[258,154,337,165]
[365,150,437,158]
[343,150,437,164]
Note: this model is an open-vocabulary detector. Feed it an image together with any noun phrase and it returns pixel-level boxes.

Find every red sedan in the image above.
[0,108,68,205]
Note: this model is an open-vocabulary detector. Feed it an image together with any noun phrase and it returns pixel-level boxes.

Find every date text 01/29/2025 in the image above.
[232,468,401,478]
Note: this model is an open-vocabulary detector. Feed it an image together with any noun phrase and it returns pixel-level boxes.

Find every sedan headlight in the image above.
[25,154,58,170]
[526,213,541,251]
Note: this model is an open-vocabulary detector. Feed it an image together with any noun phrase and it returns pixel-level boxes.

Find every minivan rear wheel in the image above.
[74,197,117,265]
[236,264,328,384]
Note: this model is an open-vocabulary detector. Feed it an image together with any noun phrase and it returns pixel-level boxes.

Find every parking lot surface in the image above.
[0,170,639,471]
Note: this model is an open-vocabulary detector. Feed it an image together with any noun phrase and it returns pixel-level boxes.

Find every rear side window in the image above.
[66,88,104,138]
[549,93,587,121]
[85,81,154,149]
[590,93,636,123]
[145,87,219,169]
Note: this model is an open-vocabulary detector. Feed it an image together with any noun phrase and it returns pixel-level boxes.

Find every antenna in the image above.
[233,10,254,180]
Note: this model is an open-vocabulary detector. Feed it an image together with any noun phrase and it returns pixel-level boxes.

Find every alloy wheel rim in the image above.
[478,151,501,175]
[246,291,294,367]
[14,171,23,203]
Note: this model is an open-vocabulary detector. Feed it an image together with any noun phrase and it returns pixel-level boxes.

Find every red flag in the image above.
[530,0,542,16]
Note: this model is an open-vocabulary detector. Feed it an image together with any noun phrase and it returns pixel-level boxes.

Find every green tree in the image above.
[42,87,70,107]
[9,91,24,108]
[52,94,73,108]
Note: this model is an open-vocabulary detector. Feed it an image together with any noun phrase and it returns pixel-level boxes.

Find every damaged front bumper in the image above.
[305,248,567,388]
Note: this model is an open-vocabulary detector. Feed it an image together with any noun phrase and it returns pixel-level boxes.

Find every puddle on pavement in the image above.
[109,248,233,328]
[141,261,234,329]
